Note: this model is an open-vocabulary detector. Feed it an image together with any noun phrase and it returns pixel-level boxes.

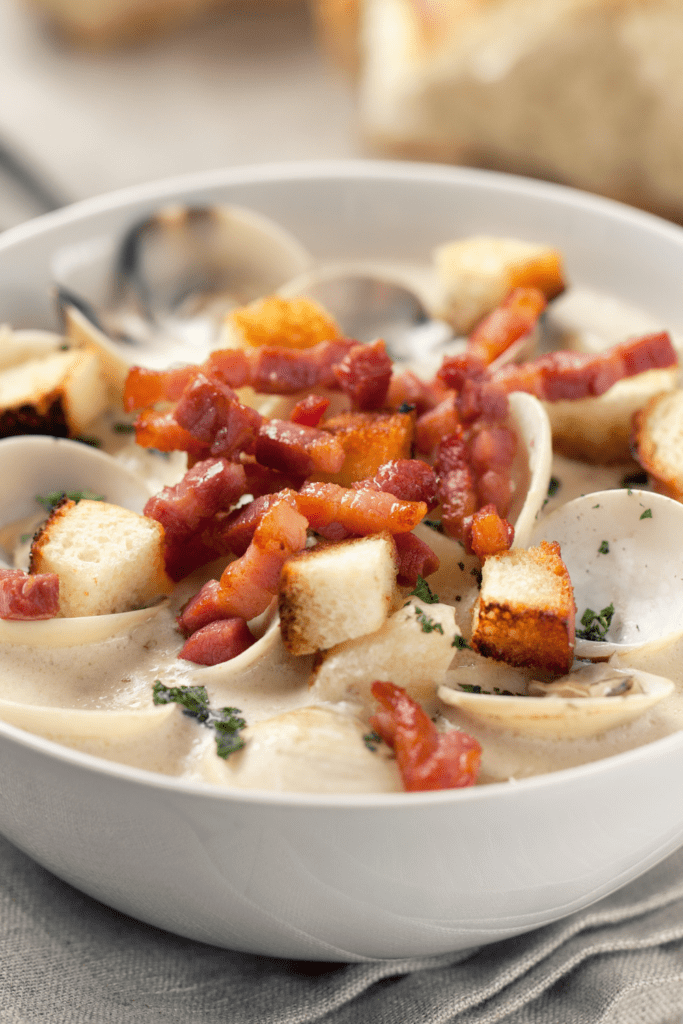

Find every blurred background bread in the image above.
[311,0,683,223]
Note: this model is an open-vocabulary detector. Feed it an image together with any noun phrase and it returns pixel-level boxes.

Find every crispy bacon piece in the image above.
[333,339,392,410]
[466,505,514,560]
[370,681,481,791]
[133,409,210,461]
[220,492,297,557]
[256,420,345,477]
[393,533,440,588]
[435,431,478,542]
[466,286,547,366]
[242,462,305,499]
[173,374,263,458]
[354,459,438,510]
[414,392,460,457]
[492,331,677,401]
[297,481,427,536]
[386,369,449,415]
[456,378,509,424]
[0,568,60,620]
[144,457,246,545]
[123,364,198,412]
[178,498,308,634]
[178,617,256,665]
[290,394,330,427]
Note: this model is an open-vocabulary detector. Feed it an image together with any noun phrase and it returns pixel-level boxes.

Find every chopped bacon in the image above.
[354,459,438,510]
[297,481,427,536]
[435,431,478,541]
[290,394,330,427]
[0,568,60,620]
[144,457,246,546]
[456,377,510,424]
[123,364,198,412]
[370,681,480,791]
[242,462,305,499]
[173,374,263,458]
[178,617,256,665]
[134,409,210,461]
[333,339,392,410]
[393,532,440,588]
[386,369,449,415]
[466,505,514,560]
[492,331,677,401]
[255,419,345,477]
[468,422,517,517]
[237,338,357,394]
[220,492,294,557]
[466,286,547,366]
[178,497,308,634]
[414,392,460,457]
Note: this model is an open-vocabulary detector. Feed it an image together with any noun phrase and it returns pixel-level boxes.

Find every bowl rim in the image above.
[2,157,683,810]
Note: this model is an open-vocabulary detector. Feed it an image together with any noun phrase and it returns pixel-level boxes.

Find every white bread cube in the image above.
[310,597,459,712]
[471,541,575,676]
[30,499,173,617]
[279,533,399,655]
[433,235,565,334]
[0,344,107,438]
[633,388,683,501]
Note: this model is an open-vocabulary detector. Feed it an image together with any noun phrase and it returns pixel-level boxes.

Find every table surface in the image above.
[0,0,360,227]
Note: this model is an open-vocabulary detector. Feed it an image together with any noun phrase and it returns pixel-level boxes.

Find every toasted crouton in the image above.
[471,541,576,676]
[310,596,459,711]
[547,368,679,464]
[30,499,173,617]
[222,295,342,350]
[433,236,565,334]
[0,345,107,438]
[312,410,414,485]
[633,388,683,500]
[279,533,399,655]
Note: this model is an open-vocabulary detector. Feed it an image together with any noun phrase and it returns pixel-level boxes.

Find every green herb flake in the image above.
[452,634,471,650]
[112,421,136,434]
[598,540,610,555]
[640,508,653,520]
[35,489,106,512]
[575,603,615,642]
[458,683,482,693]
[423,519,444,533]
[621,470,648,488]
[409,575,439,604]
[152,681,246,759]
[397,402,416,414]
[414,607,444,634]
[363,730,382,752]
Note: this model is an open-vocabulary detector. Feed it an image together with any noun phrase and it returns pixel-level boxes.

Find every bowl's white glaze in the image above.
[1,161,683,961]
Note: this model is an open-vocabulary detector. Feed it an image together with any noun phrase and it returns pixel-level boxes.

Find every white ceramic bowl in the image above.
[1,161,683,962]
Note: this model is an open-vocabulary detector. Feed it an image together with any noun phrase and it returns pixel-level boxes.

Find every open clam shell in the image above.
[54,203,313,369]
[438,665,674,739]
[529,489,683,659]
[506,391,553,549]
[0,696,175,742]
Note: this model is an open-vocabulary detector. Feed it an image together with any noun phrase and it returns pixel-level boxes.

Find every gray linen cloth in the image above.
[2,834,683,1023]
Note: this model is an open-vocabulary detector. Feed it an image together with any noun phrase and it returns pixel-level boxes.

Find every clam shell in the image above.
[506,391,553,549]
[438,666,673,739]
[0,696,175,742]
[0,601,168,647]
[54,204,312,368]
[529,489,683,658]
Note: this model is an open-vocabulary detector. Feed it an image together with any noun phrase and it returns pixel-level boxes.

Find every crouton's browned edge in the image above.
[633,390,683,502]
[29,498,76,575]
[0,395,69,439]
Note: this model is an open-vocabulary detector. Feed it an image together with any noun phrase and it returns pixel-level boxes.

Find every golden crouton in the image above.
[633,388,683,501]
[223,295,342,350]
[434,235,565,334]
[31,499,173,617]
[471,540,576,676]
[279,533,399,655]
[312,409,415,485]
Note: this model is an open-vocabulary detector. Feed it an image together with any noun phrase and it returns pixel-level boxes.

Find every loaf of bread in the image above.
[313,0,683,222]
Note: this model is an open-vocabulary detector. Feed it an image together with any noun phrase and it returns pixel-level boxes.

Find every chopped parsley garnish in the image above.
[640,508,653,520]
[35,489,105,512]
[458,684,514,695]
[75,435,101,448]
[397,402,416,414]
[112,421,136,434]
[598,540,610,554]
[547,476,561,498]
[470,567,483,587]
[363,730,382,752]
[423,519,444,533]
[452,634,471,650]
[575,603,615,642]
[414,607,444,634]
[409,575,439,604]
[152,681,246,758]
